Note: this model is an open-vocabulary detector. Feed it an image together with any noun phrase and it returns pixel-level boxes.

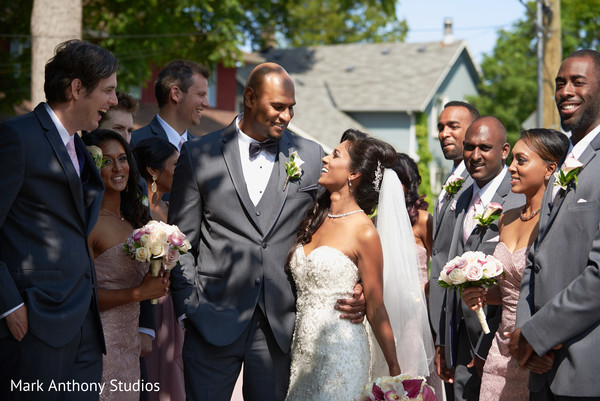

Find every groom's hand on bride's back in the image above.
[335,283,366,324]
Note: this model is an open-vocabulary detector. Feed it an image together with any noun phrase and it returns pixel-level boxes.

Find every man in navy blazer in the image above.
[512,50,600,400]
[0,40,117,401]
[130,60,210,151]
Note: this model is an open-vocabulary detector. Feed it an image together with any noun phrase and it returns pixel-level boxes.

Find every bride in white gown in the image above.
[285,130,434,401]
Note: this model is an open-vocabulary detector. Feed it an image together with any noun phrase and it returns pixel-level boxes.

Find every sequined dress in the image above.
[286,245,370,401]
[95,243,148,401]
[480,242,529,401]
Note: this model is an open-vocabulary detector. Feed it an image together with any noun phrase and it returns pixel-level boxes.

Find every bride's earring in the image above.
[151,176,157,194]
[348,178,352,187]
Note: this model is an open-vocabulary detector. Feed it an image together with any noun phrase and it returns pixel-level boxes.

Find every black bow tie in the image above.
[249,139,278,160]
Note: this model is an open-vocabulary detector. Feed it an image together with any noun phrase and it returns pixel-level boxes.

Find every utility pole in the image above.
[543,0,561,129]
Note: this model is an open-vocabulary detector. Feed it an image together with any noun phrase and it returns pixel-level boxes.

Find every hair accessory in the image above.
[373,160,383,192]
[151,176,157,194]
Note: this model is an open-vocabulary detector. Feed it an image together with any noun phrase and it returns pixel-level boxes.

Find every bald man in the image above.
[440,116,524,401]
[168,63,364,400]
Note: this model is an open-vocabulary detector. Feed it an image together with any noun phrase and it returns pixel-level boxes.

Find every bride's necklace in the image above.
[327,209,364,219]
[101,207,125,222]
[519,206,540,222]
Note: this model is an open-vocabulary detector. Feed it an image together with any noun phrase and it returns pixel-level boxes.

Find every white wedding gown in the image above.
[286,245,370,401]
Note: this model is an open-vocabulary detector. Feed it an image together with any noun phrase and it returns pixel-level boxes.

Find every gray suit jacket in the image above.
[430,173,473,341]
[517,133,600,396]
[0,103,104,349]
[130,115,169,148]
[168,119,324,353]
[442,171,524,365]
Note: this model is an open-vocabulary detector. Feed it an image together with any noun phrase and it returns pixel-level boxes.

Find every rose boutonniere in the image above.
[474,202,502,226]
[444,175,465,196]
[553,157,583,191]
[87,145,107,169]
[283,151,304,191]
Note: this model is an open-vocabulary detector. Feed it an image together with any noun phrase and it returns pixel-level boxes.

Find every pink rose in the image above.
[464,261,483,281]
[482,255,503,278]
[169,231,185,247]
[163,247,180,270]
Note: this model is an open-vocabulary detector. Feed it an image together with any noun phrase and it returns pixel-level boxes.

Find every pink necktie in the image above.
[463,192,481,242]
[66,136,80,177]
[178,135,186,151]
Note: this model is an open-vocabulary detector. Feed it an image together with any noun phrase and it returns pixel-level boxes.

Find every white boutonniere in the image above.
[87,145,107,170]
[553,157,583,191]
[283,151,304,191]
[474,202,502,226]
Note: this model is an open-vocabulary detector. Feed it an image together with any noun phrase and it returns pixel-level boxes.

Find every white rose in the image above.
[139,233,151,247]
[482,256,504,278]
[135,246,151,262]
[448,267,466,285]
[150,241,167,257]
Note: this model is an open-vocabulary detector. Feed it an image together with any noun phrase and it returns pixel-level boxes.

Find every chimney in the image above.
[442,18,454,45]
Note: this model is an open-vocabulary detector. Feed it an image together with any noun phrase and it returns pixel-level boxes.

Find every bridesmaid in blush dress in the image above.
[133,138,187,401]
[84,130,170,401]
[462,129,569,400]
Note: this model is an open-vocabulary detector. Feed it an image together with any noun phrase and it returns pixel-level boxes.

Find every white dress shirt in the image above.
[156,114,188,150]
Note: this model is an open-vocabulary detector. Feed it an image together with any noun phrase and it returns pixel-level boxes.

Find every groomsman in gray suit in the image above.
[168,62,364,401]
[130,60,210,151]
[512,50,600,400]
[0,40,117,400]
[442,116,524,401]
[431,101,479,393]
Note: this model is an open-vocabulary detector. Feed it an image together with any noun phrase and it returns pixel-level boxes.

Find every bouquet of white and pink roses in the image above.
[355,374,437,401]
[124,220,191,303]
[438,251,504,334]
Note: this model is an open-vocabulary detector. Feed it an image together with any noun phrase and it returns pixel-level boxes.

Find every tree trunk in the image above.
[31,0,81,106]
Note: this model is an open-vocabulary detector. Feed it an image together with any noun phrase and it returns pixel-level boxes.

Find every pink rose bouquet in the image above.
[124,220,191,303]
[438,251,504,333]
[355,374,437,401]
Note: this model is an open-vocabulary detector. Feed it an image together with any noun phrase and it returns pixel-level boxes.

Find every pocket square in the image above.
[577,198,588,203]
[298,184,319,192]
[486,235,500,243]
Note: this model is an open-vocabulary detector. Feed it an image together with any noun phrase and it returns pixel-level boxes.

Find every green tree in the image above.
[468,0,600,145]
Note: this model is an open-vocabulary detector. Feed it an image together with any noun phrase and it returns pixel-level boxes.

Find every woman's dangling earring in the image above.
[348,178,352,187]
[151,176,157,194]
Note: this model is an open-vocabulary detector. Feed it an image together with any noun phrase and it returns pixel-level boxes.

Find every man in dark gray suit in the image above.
[130,60,209,151]
[431,101,479,394]
[0,40,117,400]
[512,50,600,400]
[168,62,364,401]
[441,116,524,401]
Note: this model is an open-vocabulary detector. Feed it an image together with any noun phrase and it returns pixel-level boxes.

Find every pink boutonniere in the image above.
[474,203,502,227]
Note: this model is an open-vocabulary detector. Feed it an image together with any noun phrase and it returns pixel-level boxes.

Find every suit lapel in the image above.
[220,125,263,234]
[542,142,598,238]
[36,105,85,224]
[150,115,170,142]
[262,133,294,237]
[75,134,104,233]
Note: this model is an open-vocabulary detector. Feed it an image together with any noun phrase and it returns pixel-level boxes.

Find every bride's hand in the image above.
[462,286,486,311]
[335,283,366,323]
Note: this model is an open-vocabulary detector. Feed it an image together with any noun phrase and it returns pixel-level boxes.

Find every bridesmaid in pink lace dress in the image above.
[84,130,170,401]
[462,129,568,400]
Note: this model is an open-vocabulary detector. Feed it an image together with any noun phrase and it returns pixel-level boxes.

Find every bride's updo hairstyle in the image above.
[292,129,397,250]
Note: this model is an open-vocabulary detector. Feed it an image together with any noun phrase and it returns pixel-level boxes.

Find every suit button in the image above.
[262,242,267,249]
[533,264,541,273]
[432,249,438,256]
[255,277,262,285]
[256,211,261,216]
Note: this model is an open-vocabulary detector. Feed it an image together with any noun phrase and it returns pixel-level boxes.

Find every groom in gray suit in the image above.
[168,62,363,401]
[0,40,117,400]
[512,50,600,400]
[441,116,523,401]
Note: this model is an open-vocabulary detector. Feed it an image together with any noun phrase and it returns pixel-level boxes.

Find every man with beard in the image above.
[431,101,479,398]
[511,50,600,400]
[442,116,524,401]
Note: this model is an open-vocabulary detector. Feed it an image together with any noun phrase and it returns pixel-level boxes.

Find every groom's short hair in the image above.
[44,39,118,104]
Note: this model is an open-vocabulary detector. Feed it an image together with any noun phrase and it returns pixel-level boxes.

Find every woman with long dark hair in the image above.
[83,129,170,401]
